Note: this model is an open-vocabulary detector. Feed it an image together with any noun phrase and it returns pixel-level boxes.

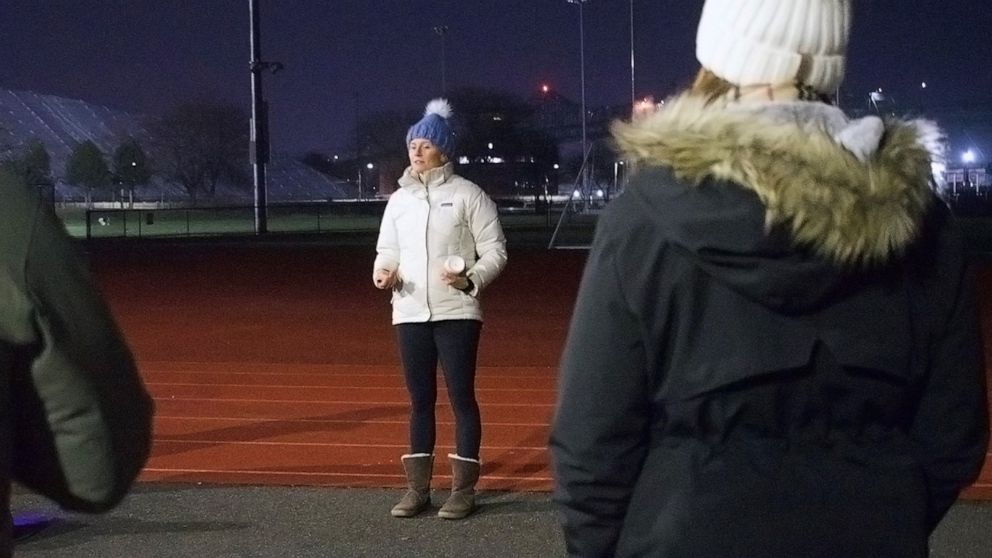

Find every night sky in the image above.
[1,1,990,156]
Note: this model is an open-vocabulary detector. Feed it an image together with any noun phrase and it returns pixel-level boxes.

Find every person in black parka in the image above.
[549,1,990,557]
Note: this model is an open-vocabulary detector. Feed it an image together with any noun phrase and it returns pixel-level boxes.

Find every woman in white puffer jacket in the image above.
[373,99,507,521]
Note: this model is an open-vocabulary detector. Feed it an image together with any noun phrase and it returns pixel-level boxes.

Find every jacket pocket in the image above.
[429,204,465,242]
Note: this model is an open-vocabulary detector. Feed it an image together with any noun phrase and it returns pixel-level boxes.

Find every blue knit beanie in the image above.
[406,98,456,158]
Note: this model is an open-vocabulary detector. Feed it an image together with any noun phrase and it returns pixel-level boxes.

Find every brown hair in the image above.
[689,68,834,105]
[690,68,735,104]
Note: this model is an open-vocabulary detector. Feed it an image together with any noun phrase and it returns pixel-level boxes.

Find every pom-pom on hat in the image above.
[406,98,456,158]
[695,0,851,94]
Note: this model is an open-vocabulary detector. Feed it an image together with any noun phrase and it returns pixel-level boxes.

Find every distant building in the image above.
[945,167,991,190]
[356,93,561,201]
[0,88,349,204]
[529,87,629,144]
[848,89,992,215]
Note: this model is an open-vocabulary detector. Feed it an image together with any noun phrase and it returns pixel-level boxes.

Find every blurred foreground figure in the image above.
[0,170,153,557]
[550,1,989,556]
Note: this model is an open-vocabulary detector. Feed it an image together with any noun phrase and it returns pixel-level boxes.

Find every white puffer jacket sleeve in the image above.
[465,189,507,296]
[373,195,400,279]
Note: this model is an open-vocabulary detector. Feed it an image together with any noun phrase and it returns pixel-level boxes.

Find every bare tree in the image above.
[148,102,248,205]
[351,109,411,165]
[66,140,111,207]
[2,140,52,192]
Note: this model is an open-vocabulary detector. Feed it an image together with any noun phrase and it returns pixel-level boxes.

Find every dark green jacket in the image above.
[1,170,153,555]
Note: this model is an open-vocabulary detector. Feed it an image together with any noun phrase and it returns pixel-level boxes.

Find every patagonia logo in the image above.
[440,202,453,207]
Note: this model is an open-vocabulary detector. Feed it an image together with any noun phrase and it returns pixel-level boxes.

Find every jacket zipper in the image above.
[423,186,431,319]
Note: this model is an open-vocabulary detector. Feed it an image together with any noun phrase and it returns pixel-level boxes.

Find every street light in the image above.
[358,162,374,201]
[566,0,590,196]
[962,149,977,190]
[867,89,885,112]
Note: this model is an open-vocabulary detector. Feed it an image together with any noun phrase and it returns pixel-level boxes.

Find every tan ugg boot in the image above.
[438,454,480,520]
[391,453,433,518]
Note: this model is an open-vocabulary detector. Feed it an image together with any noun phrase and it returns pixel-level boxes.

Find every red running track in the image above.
[94,243,581,492]
[88,242,992,498]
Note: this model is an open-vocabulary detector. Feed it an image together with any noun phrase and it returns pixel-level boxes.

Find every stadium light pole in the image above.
[566,0,590,196]
[248,0,283,234]
[248,0,269,234]
[630,0,636,109]
[433,25,449,94]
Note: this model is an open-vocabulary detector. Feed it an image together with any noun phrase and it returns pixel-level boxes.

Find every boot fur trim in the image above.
[447,453,480,464]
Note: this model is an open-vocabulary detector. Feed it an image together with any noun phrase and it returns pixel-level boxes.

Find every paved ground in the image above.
[11,484,992,557]
[12,485,562,558]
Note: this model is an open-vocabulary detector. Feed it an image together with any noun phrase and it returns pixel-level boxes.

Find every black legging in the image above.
[396,320,482,460]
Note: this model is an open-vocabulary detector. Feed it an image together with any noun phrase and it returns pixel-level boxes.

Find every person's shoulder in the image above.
[448,173,481,191]
[0,170,41,259]
[625,163,764,222]
[0,168,31,200]
[0,170,38,226]
[597,164,733,252]
[448,174,491,201]
[626,165,693,202]
[386,185,418,205]
[602,166,686,222]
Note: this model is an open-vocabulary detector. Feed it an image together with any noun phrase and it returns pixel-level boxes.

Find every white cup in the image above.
[444,255,466,274]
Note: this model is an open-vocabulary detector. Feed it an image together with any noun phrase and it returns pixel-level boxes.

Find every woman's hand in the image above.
[373,268,399,290]
[440,270,470,291]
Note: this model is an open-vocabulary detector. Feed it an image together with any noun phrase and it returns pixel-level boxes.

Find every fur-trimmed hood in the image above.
[613,94,943,267]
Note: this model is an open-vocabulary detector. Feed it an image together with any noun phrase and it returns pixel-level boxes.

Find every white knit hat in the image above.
[695,0,851,93]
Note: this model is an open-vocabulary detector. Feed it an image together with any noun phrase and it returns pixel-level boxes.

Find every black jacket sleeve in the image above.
[550,210,650,557]
[910,211,990,532]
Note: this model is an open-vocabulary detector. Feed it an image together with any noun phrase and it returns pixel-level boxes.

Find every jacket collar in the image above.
[612,94,944,266]
[398,162,455,192]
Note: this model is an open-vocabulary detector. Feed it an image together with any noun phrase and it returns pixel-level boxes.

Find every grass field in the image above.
[58,204,992,254]
[58,206,405,238]
[55,204,601,248]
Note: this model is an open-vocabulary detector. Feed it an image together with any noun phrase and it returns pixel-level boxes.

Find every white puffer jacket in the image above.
[374,163,507,324]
